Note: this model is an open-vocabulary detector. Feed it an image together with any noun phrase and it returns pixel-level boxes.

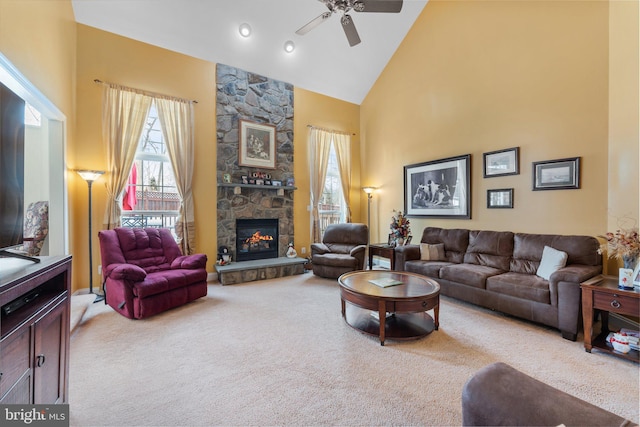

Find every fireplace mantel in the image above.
[218,183,297,191]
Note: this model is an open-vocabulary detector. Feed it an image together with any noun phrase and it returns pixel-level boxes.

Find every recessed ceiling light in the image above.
[284,40,295,53]
[239,23,251,38]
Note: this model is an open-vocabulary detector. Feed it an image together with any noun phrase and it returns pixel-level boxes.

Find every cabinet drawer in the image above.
[593,292,640,316]
[0,327,32,398]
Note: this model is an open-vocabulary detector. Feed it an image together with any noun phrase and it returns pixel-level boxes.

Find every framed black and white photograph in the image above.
[238,119,276,169]
[483,147,519,178]
[487,188,513,209]
[532,157,580,191]
[271,180,282,187]
[404,154,471,219]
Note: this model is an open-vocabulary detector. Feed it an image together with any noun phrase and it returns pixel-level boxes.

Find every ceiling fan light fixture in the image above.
[238,23,252,38]
[284,40,295,53]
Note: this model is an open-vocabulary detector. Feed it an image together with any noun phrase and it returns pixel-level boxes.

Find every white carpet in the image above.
[68,273,640,426]
[70,294,97,333]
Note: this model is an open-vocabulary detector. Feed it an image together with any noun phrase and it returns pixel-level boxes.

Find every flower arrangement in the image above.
[598,227,640,268]
[390,210,411,239]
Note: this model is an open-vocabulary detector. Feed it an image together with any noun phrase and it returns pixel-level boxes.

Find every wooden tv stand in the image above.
[0,255,71,403]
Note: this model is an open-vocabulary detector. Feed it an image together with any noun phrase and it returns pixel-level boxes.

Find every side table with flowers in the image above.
[390,210,412,247]
[598,227,639,289]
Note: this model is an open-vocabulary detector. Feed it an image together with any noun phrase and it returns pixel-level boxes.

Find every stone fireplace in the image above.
[236,218,279,262]
[216,64,295,264]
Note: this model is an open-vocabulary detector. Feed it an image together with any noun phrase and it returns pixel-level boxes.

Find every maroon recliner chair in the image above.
[98,227,208,319]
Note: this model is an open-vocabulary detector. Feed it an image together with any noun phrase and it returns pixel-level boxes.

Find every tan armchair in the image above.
[311,223,368,279]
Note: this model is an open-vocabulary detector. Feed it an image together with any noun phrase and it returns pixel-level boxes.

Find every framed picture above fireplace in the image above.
[239,119,276,169]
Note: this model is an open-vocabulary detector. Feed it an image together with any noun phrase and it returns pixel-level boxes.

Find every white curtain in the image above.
[308,128,332,243]
[101,84,152,229]
[156,97,197,255]
[332,132,352,223]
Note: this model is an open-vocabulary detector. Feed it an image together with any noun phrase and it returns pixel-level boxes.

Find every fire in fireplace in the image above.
[236,218,279,261]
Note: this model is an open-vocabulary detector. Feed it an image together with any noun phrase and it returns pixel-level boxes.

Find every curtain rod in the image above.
[307,124,355,136]
[94,79,198,104]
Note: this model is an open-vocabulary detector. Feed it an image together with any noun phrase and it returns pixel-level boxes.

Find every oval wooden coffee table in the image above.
[338,270,440,346]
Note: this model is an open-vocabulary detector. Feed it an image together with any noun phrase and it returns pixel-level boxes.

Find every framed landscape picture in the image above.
[238,119,276,169]
[532,157,580,190]
[483,147,519,178]
[404,154,471,219]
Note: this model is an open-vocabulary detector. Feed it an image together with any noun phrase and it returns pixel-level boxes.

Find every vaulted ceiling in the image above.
[72,0,428,104]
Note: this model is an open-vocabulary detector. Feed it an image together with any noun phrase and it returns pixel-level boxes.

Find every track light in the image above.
[284,40,295,53]
[239,23,251,38]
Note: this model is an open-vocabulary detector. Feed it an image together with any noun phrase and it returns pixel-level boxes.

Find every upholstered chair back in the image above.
[21,200,49,256]
[99,227,183,274]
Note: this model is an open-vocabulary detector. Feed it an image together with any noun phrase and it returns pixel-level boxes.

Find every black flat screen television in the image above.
[0,81,33,262]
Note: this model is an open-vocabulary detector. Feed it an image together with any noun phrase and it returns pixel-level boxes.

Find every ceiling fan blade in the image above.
[341,14,361,47]
[295,11,333,35]
[360,0,403,13]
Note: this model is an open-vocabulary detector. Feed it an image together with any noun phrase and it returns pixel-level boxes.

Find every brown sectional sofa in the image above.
[394,227,603,340]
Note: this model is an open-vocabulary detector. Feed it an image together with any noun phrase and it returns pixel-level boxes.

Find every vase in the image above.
[622,255,638,270]
[396,237,404,247]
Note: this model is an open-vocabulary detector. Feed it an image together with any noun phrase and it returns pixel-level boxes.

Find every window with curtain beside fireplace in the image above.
[308,126,352,242]
[121,102,179,232]
[319,145,347,236]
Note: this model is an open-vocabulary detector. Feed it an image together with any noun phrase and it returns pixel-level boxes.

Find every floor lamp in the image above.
[362,187,376,269]
[77,170,105,303]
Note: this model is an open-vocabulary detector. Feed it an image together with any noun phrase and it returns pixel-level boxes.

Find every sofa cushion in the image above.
[133,268,208,299]
[536,246,568,280]
[420,227,470,263]
[420,243,446,261]
[441,264,505,289]
[405,260,453,278]
[312,253,359,268]
[486,272,551,304]
[464,230,514,271]
[511,233,602,274]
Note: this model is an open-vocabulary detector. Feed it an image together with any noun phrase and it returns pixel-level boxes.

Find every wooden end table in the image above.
[368,243,395,270]
[338,270,440,345]
[581,275,639,363]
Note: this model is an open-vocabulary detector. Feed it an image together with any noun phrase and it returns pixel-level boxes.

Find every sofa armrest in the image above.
[105,263,147,282]
[171,254,207,270]
[550,264,602,286]
[462,362,630,427]
[393,244,420,271]
[311,243,330,255]
[349,245,366,257]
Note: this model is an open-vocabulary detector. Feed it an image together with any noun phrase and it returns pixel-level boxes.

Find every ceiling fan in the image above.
[295,0,404,47]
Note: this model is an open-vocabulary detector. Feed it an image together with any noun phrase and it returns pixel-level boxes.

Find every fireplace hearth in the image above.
[236,219,279,262]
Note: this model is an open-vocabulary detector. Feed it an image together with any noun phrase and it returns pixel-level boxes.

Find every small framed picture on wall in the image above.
[487,188,514,209]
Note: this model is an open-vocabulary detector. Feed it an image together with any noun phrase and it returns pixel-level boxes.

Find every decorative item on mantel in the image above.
[598,227,639,290]
[389,210,411,248]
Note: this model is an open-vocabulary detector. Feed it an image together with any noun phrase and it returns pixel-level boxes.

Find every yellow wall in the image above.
[0,0,77,272]
[293,88,361,255]
[361,0,628,244]
[606,0,639,274]
[75,25,217,290]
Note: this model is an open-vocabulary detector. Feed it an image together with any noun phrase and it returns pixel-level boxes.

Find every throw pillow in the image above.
[536,245,568,280]
[420,243,446,261]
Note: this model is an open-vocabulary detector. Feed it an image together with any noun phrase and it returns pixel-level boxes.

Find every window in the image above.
[121,102,179,230]
[318,143,347,236]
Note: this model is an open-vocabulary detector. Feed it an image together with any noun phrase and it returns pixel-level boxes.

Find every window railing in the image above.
[318,209,343,237]
[121,211,179,233]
